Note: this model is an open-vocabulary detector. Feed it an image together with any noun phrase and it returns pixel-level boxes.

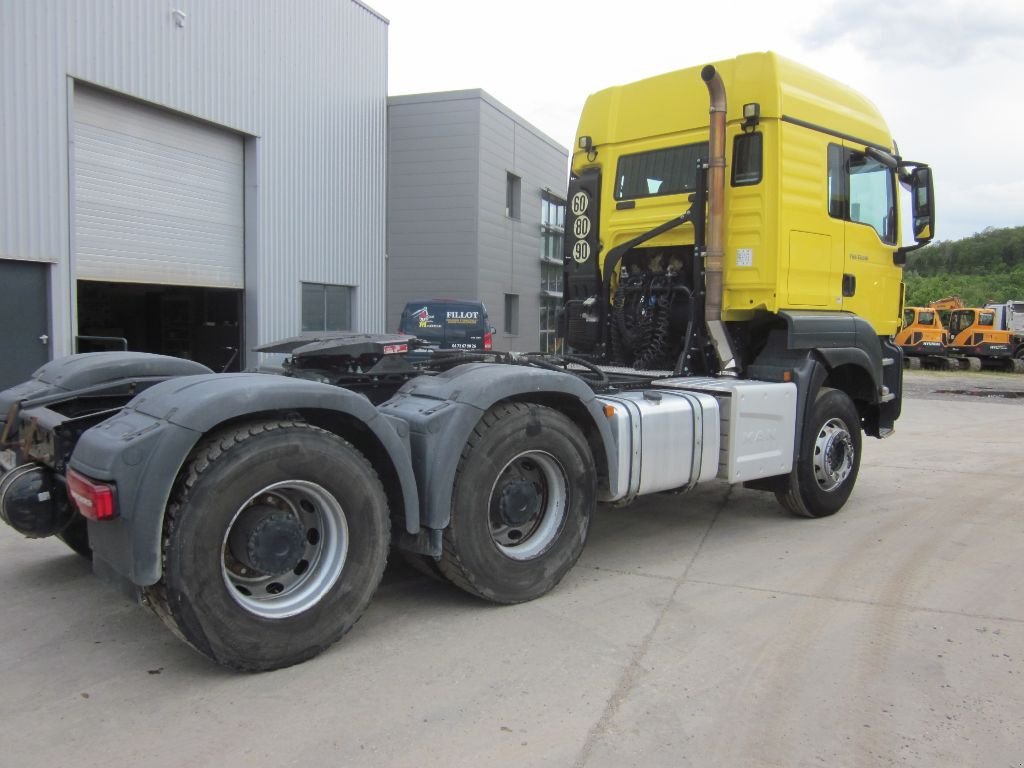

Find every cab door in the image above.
[831,144,901,335]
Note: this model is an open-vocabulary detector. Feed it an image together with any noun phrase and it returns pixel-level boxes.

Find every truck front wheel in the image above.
[775,388,862,518]
[439,403,595,603]
[146,420,389,671]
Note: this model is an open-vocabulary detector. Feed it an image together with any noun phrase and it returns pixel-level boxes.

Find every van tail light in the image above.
[66,469,117,521]
[484,330,493,350]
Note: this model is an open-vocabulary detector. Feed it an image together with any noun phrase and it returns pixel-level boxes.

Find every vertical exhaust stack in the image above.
[700,65,739,374]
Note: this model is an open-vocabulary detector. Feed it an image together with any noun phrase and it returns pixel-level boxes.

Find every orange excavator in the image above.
[894,306,950,369]
[946,306,1021,372]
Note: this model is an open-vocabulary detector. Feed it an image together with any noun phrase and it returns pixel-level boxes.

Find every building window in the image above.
[302,282,353,332]
[540,192,565,263]
[504,293,519,335]
[540,193,565,352]
[539,298,561,353]
[506,173,521,219]
[541,263,563,294]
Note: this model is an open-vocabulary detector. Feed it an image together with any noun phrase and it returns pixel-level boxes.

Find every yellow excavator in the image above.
[916,296,1023,372]
[894,305,950,369]
[946,305,1022,372]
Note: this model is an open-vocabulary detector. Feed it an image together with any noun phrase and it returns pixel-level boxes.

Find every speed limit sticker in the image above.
[572,240,591,264]
[571,192,589,216]
[573,216,592,239]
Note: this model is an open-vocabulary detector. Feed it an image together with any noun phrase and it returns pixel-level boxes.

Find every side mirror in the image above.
[910,166,935,243]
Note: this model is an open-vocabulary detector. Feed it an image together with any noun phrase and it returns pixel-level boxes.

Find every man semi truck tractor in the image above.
[0,52,934,670]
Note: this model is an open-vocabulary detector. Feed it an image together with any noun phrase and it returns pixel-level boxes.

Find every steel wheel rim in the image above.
[488,450,567,560]
[221,480,348,619]
[812,417,854,492]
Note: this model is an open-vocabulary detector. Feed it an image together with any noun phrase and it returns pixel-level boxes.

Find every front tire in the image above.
[775,388,862,518]
[439,403,595,603]
[146,420,389,671]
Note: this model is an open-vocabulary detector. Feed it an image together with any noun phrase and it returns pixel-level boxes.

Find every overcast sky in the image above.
[370,0,1024,243]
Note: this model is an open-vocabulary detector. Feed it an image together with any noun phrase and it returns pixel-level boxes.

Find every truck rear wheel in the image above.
[775,388,861,519]
[439,403,595,603]
[146,420,389,671]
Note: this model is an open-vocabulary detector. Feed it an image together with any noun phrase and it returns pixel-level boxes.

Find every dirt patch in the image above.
[903,369,1024,403]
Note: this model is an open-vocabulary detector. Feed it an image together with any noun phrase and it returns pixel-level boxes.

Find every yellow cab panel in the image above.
[571,51,905,336]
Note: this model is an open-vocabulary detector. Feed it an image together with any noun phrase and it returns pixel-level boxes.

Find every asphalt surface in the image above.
[1,373,1021,767]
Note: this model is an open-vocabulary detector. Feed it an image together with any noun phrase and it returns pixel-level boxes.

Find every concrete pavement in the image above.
[0,395,1021,767]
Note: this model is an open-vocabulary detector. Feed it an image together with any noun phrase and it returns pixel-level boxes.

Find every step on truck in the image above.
[0,52,935,671]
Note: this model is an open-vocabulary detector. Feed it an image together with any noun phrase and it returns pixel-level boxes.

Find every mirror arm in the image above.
[894,239,932,266]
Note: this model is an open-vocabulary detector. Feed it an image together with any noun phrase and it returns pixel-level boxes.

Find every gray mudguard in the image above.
[0,352,212,420]
[377,362,620,531]
[778,310,885,392]
[70,373,418,586]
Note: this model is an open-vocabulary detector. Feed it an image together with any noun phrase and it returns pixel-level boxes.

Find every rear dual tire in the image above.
[439,403,596,604]
[146,420,389,672]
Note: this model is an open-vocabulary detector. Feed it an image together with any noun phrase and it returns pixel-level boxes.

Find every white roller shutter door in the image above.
[72,86,244,288]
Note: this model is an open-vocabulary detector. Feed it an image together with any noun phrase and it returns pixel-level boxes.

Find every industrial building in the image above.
[387,90,568,353]
[0,0,388,388]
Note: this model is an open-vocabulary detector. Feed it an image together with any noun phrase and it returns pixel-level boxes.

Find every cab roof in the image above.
[574,51,892,161]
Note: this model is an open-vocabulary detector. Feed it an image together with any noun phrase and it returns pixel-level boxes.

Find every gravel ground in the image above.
[902,368,1024,403]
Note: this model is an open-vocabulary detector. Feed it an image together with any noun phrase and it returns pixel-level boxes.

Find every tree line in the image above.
[903,226,1024,307]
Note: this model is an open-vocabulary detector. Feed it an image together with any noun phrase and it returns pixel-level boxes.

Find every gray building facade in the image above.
[0,0,388,387]
[387,90,567,353]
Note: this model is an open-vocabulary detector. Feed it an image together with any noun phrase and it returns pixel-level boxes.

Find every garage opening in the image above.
[77,280,243,372]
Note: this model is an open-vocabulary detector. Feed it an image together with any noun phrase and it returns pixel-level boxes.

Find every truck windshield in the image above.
[615,142,708,200]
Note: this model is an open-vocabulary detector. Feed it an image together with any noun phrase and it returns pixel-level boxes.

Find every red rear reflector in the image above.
[66,469,117,521]
[484,331,493,351]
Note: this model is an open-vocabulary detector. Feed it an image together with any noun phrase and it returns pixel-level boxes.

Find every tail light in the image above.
[66,469,117,521]
[484,330,493,350]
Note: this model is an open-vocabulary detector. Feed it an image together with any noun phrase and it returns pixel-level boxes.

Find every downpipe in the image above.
[700,65,740,375]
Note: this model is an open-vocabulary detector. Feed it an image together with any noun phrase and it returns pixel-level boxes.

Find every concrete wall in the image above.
[0,0,388,363]
[387,90,568,352]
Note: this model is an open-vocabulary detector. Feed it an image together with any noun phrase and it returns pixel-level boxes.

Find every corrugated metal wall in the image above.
[0,0,387,361]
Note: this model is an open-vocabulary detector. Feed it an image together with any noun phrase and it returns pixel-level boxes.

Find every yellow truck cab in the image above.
[562,51,934,439]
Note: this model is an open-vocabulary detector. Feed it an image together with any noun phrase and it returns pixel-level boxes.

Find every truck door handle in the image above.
[39,334,49,345]
[842,274,856,297]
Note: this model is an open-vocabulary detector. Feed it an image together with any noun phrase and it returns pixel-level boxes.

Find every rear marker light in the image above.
[66,469,117,521]
[484,330,493,351]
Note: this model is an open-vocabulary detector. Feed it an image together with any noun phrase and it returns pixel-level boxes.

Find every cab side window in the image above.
[828,144,897,244]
